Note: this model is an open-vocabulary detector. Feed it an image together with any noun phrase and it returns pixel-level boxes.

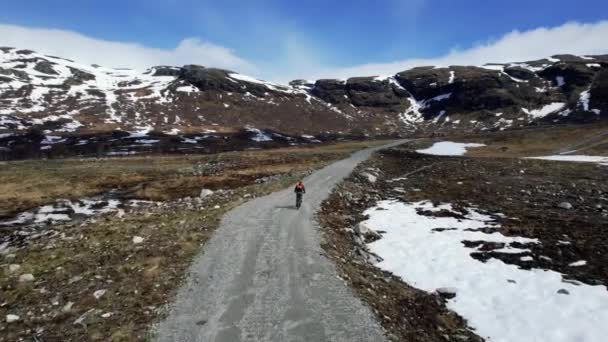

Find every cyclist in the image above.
[294,181,306,209]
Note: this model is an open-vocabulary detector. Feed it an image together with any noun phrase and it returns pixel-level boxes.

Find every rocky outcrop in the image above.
[151,66,181,77]
[311,79,348,104]
[590,70,608,115]
[538,63,595,91]
[64,67,96,86]
[312,77,409,108]
[346,77,407,107]
[179,65,240,92]
[179,65,273,97]
[395,66,452,99]
[33,60,58,75]
[504,66,536,80]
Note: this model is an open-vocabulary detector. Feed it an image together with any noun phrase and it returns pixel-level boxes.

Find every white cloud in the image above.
[0,23,255,73]
[2,21,608,84]
[300,21,608,81]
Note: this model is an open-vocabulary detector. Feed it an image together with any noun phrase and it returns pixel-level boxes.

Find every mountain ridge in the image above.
[1,46,607,140]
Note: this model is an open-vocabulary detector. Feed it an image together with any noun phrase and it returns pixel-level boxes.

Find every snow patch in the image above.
[526,155,608,165]
[362,200,608,342]
[416,141,485,156]
[522,102,566,119]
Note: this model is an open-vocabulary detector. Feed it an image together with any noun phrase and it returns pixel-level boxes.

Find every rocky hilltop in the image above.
[1,47,607,158]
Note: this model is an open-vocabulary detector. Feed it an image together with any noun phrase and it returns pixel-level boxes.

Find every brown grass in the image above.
[0,140,390,341]
[0,140,388,218]
[462,123,608,158]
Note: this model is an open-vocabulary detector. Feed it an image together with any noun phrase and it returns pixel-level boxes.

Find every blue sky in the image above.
[2,0,608,81]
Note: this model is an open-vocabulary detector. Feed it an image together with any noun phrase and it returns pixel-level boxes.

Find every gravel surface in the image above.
[153,141,405,342]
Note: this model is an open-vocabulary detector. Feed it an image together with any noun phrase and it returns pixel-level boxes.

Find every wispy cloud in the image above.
[302,21,608,81]
[0,23,255,73]
[2,21,608,84]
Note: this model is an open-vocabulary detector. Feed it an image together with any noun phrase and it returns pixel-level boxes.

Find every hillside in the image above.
[1,47,607,158]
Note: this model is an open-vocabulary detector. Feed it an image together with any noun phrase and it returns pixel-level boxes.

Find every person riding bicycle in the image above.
[294,181,306,209]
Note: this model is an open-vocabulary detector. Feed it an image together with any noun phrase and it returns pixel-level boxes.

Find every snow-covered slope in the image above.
[0,47,341,135]
[1,47,607,140]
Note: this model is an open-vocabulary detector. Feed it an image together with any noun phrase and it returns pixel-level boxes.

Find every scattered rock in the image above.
[354,222,375,236]
[200,188,214,198]
[558,202,573,210]
[132,236,144,244]
[68,275,83,284]
[73,308,96,326]
[93,289,107,299]
[354,222,381,242]
[116,209,125,218]
[6,314,20,323]
[62,301,74,313]
[19,273,35,282]
[361,172,377,183]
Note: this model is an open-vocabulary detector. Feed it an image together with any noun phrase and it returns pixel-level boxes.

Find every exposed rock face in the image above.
[289,79,314,89]
[396,66,546,121]
[151,66,181,77]
[180,65,241,93]
[65,67,96,85]
[590,70,608,114]
[395,66,451,99]
[539,63,595,91]
[34,60,58,75]
[346,77,406,107]
[504,66,536,80]
[311,79,348,104]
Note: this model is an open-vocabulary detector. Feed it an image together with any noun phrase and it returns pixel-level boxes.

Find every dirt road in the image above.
[153,142,404,342]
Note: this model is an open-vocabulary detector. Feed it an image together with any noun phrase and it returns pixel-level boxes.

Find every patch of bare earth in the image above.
[318,141,608,341]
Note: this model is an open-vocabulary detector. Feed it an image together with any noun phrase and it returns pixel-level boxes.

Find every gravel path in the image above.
[153,141,404,342]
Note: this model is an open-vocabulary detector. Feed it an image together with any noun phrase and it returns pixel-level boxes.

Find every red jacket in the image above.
[294,183,306,194]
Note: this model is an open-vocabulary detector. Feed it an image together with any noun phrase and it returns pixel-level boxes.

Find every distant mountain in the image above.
[1,46,607,139]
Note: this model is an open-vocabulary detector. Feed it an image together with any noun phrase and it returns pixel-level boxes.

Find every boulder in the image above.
[354,222,381,240]
[93,289,107,299]
[558,202,573,210]
[6,314,20,323]
[19,273,35,282]
[200,188,214,198]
